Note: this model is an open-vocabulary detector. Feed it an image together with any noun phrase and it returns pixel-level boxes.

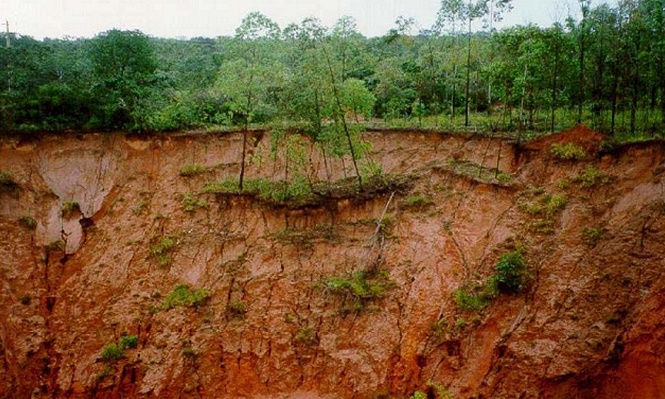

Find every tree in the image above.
[219,12,282,189]
[89,29,158,130]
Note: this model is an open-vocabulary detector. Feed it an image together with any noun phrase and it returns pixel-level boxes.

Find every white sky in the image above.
[1,0,609,39]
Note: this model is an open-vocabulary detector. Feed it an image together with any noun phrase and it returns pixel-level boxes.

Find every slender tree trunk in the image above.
[240,121,248,190]
[578,5,588,124]
[551,41,559,133]
[465,17,472,127]
[322,47,363,190]
[611,70,618,136]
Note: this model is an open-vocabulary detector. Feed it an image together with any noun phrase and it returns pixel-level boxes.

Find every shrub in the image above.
[582,227,605,246]
[294,325,318,345]
[119,335,138,350]
[496,172,512,184]
[100,343,123,362]
[494,251,530,294]
[403,195,433,210]
[410,391,427,399]
[550,143,586,160]
[227,300,247,317]
[453,287,492,312]
[18,216,37,230]
[324,269,392,313]
[0,171,18,192]
[45,240,65,253]
[179,164,207,177]
[181,193,208,212]
[202,178,241,194]
[544,193,567,217]
[159,284,211,311]
[182,347,199,358]
[60,200,81,218]
[149,236,177,266]
[100,334,138,363]
[573,166,611,188]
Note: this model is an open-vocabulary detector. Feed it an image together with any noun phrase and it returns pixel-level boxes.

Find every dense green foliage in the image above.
[0,0,663,137]
[100,334,138,362]
[158,284,211,311]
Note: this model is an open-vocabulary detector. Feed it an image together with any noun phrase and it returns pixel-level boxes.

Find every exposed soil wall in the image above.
[1,129,663,399]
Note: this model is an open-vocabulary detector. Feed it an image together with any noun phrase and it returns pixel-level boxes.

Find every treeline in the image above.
[0,0,663,137]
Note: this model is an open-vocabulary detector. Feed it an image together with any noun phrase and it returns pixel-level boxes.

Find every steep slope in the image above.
[1,129,663,399]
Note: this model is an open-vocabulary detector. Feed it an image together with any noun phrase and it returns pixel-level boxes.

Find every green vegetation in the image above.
[520,190,568,233]
[403,194,433,210]
[204,177,312,205]
[149,235,177,266]
[493,250,531,294]
[227,300,247,318]
[100,344,123,362]
[582,226,606,246]
[60,200,81,218]
[550,143,587,160]
[119,335,138,349]
[18,216,37,230]
[443,160,513,186]
[179,164,207,177]
[204,173,411,208]
[0,171,18,192]
[181,193,208,212]
[100,334,138,362]
[454,249,530,312]
[294,325,318,345]
[158,284,211,311]
[45,240,65,253]
[573,166,612,188]
[454,285,494,312]
[273,224,337,246]
[4,1,664,138]
[323,269,393,313]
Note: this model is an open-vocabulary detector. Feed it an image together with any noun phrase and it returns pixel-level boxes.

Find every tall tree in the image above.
[219,12,281,189]
[89,29,158,130]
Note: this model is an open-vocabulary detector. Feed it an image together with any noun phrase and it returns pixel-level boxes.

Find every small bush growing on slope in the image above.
[550,143,586,160]
[573,166,612,188]
[149,235,177,266]
[181,193,208,212]
[324,269,393,314]
[491,250,530,294]
[100,334,138,362]
[0,171,18,193]
[454,249,530,312]
[18,216,37,230]
[158,284,210,311]
[60,200,81,218]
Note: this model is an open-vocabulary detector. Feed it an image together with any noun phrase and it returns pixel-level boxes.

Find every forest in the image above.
[0,0,663,140]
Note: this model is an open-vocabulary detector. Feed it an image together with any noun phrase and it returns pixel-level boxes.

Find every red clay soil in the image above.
[522,123,605,154]
[0,130,663,399]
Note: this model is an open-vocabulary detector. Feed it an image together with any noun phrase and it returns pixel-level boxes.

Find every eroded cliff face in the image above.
[1,129,664,399]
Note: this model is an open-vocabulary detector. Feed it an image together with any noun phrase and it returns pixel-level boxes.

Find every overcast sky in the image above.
[1,0,609,39]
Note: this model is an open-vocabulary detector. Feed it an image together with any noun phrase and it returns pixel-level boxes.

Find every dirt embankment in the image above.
[1,127,664,399]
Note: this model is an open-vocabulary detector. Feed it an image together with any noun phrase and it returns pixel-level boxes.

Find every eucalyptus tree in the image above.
[218,12,282,189]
